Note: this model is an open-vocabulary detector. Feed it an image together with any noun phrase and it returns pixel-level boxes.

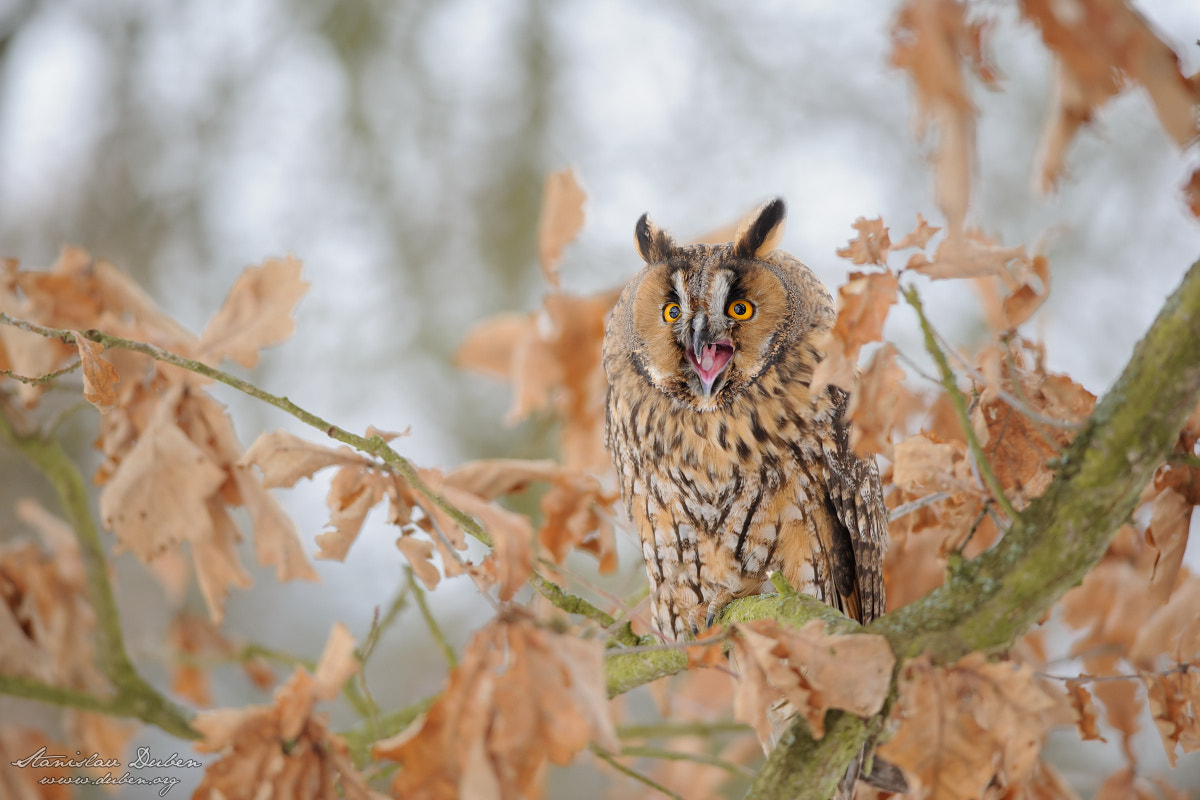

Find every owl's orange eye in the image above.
[727,300,754,320]
[663,302,682,322]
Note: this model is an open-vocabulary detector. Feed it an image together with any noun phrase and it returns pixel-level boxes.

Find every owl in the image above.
[602,198,888,641]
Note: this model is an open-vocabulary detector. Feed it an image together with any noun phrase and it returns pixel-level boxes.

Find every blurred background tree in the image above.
[1,0,1199,796]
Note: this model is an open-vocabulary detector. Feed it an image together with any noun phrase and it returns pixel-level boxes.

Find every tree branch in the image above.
[0,407,199,740]
[745,256,1200,799]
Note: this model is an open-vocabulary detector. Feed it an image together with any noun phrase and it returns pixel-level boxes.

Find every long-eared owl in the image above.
[602,198,888,641]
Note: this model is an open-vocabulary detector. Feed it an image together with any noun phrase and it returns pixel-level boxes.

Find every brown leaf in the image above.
[1143,668,1200,767]
[239,430,365,488]
[538,168,587,286]
[1063,679,1105,742]
[1142,488,1192,605]
[730,619,894,742]
[894,213,942,251]
[71,333,119,413]
[317,465,386,561]
[445,458,563,500]
[99,395,228,563]
[397,534,441,590]
[891,0,996,233]
[169,612,237,707]
[1093,767,1157,800]
[832,271,898,351]
[455,313,529,380]
[539,472,619,574]
[1023,0,1200,192]
[1131,576,1200,669]
[1002,254,1051,329]
[1019,760,1083,800]
[913,232,1030,281]
[1184,167,1200,220]
[847,344,906,458]
[197,256,309,368]
[444,484,534,601]
[193,624,380,800]
[374,613,618,800]
[812,270,899,395]
[836,217,891,265]
[2,501,101,690]
[879,653,1058,800]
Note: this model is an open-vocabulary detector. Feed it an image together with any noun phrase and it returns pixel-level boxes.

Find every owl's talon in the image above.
[704,610,716,630]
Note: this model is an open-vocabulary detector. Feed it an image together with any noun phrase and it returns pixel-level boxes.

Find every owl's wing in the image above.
[822,388,889,624]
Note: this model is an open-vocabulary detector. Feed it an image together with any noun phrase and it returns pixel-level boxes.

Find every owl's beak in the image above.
[687,318,734,396]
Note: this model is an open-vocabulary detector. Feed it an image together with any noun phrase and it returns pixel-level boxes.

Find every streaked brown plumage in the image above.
[602,198,888,641]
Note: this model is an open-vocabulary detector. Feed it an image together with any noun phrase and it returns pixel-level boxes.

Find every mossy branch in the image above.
[0,406,199,740]
[746,256,1200,799]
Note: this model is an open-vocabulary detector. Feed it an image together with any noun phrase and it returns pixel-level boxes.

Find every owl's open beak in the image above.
[687,334,735,396]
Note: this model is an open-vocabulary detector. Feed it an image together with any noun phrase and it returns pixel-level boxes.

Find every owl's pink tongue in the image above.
[692,341,734,386]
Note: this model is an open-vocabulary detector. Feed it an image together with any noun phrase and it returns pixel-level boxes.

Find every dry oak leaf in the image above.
[1093,767,1159,800]
[1063,679,1105,742]
[1022,0,1200,192]
[445,458,619,573]
[831,271,899,351]
[911,232,1031,282]
[730,619,894,743]
[893,213,942,251]
[836,217,892,266]
[181,397,318,586]
[457,287,620,471]
[71,333,119,413]
[1142,487,1193,605]
[192,623,381,800]
[1131,574,1200,669]
[538,168,587,287]
[1,500,99,686]
[1143,667,1200,767]
[374,612,619,800]
[812,270,899,395]
[847,343,906,458]
[239,429,365,489]
[196,256,309,368]
[1018,760,1084,800]
[1002,254,1051,330]
[879,653,1058,800]
[891,0,997,233]
[442,483,534,601]
[99,395,227,563]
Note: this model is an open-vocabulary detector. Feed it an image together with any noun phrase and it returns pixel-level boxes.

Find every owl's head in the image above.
[605,198,834,411]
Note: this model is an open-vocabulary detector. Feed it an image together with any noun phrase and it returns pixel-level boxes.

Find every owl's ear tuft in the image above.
[734,197,787,258]
[635,213,675,264]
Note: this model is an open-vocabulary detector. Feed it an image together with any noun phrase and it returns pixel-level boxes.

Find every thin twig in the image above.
[407,567,458,668]
[618,721,753,739]
[0,312,500,553]
[1036,662,1195,684]
[936,329,1081,431]
[592,747,686,800]
[1,361,82,385]
[888,491,952,522]
[901,287,1018,519]
[360,582,412,665]
[620,744,757,778]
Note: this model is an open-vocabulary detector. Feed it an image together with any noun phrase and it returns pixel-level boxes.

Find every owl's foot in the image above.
[704,593,734,630]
